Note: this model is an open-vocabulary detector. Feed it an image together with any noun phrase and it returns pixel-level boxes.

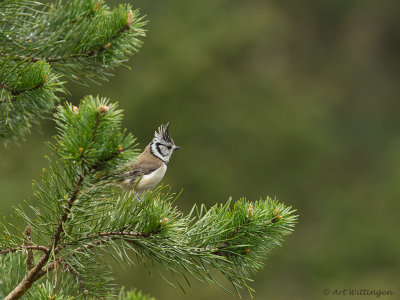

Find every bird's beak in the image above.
[174,146,181,150]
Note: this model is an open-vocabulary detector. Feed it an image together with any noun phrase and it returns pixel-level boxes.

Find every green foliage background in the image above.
[1,0,399,299]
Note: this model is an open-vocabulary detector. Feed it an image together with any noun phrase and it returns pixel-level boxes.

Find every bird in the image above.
[118,122,180,201]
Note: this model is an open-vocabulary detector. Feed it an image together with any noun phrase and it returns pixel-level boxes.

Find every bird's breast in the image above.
[136,163,167,192]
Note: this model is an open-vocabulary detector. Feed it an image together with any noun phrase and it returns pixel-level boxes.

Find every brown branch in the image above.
[56,257,88,294]
[56,230,151,254]
[53,176,85,251]
[4,252,50,300]
[0,51,96,63]
[83,230,150,240]
[51,109,103,250]
[0,244,49,256]
[88,112,100,144]
[34,261,55,280]
[32,232,153,294]
[5,174,84,300]
[7,229,160,298]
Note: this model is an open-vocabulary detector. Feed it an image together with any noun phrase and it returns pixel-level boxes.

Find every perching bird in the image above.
[118,123,180,201]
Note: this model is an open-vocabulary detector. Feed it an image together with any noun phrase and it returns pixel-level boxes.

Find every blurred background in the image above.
[1,0,399,299]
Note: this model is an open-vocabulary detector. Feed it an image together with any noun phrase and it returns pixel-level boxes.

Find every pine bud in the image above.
[118,145,123,153]
[127,10,134,26]
[73,106,79,114]
[244,249,251,254]
[248,204,254,219]
[78,147,84,154]
[160,217,168,224]
[24,225,31,236]
[97,104,109,113]
[104,43,111,50]
[93,0,100,12]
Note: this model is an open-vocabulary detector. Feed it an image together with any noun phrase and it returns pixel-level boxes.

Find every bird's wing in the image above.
[128,160,162,179]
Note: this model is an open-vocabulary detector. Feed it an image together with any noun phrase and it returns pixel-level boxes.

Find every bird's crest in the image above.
[154,122,173,144]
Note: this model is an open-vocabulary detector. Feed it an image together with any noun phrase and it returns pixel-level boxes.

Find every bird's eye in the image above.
[167,145,171,150]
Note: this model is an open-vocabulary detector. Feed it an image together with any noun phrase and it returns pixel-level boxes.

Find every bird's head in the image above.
[150,122,180,163]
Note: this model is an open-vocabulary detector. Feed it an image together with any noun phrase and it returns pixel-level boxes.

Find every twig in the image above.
[0,244,49,256]
[56,231,151,253]
[34,261,55,280]
[56,257,88,294]
[0,80,46,97]
[51,175,84,250]
[4,174,84,300]
[213,219,251,256]
[4,252,50,300]
[1,19,135,64]
[0,51,95,63]
[92,143,136,171]
[23,226,35,271]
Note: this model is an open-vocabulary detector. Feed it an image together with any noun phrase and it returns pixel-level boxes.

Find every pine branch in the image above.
[5,137,99,299]
[4,171,87,299]
[2,96,136,299]
[23,226,35,270]
[52,175,84,249]
[0,57,63,141]
[56,257,89,295]
[1,1,146,82]
[0,245,49,256]
[4,9,138,65]
[61,230,152,249]
[0,78,47,97]
[0,0,146,142]
[0,51,97,63]
[56,230,165,258]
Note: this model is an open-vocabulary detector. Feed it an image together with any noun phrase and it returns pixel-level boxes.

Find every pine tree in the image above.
[0,1,298,299]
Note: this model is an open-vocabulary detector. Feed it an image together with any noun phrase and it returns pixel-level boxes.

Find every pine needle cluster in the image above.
[0,0,146,142]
